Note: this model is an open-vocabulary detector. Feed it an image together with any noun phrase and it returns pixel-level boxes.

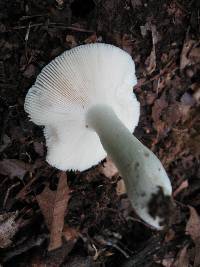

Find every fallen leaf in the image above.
[0,159,32,179]
[173,180,188,197]
[36,172,71,251]
[152,95,168,123]
[161,257,175,267]
[174,245,189,267]
[84,33,98,44]
[36,186,56,229]
[164,229,176,242]
[186,206,200,241]
[186,206,200,267]
[66,35,77,48]
[180,39,196,70]
[193,86,200,104]
[0,212,19,248]
[194,243,200,267]
[48,172,70,251]
[122,34,133,55]
[23,64,37,78]
[116,179,126,195]
[146,92,157,105]
[145,24,159,74]
[189,46,200,63]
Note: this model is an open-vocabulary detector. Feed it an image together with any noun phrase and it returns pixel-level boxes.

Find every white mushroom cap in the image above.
[24,43,140,171]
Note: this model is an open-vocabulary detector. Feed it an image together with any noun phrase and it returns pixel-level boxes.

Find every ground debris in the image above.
[180,39,196,70]
[0,159,32,179]
[36,172,71,251]
[186,206,200,243]
[0,0,200,266]
[145,24,159,74]
[0,211,19,248]
[185,206,200,267]
[174,245,189,267]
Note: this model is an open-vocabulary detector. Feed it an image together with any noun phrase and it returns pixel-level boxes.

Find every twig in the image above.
[3,182,21,208]
[7,23,94,33]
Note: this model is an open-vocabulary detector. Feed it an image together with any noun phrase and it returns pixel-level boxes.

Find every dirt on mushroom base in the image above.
[0,0,200,266]
[148,186,174,227]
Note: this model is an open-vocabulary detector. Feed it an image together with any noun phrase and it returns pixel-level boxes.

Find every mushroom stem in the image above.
[86,104,172,229]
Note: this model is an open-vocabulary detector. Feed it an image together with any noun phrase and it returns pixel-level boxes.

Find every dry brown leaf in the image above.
[173,180,188,197]
[174,245,189,267]
[16,176,38,200]
[116,179,126,195]
[0,212,19,248]
[48,172,70,251]
[186,206,200,242]
[122,34,133,55]
[36,186,56,229]
[100,157,118,178]
[186,206,200,267]
[194,243,200,267]
[180,39,196,70]
[164,229,176,242]
[36,172,71,251]
[193,86,200,104]
[145,25,158,74]
[0,159,32,179]
[84,33,98,44]
[66,35,77,48]
[152,95,168,123]
[189,47,200,63]
[161,257,175,267]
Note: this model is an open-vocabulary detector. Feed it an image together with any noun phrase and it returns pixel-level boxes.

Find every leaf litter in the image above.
[0,0,200,266]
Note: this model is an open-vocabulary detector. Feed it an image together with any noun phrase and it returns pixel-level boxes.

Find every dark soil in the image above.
[0,0,200,266]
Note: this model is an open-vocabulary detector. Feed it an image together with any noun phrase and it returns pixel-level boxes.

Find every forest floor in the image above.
[0,0,200,266]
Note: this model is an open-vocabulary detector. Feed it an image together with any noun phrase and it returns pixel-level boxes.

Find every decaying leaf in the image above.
[161,257,175,267]
[48,172,71,251]
[122,34,134,55]
[36,186,56,229]
[145,24,159,74]
[186,206,200,242]
[36,172,71,251]
[173,180,188,197]
[0,212,19,248]
[66,35,77,48]
[186,206,200,267]
[164,229,176,242]
[84,33,98,44]
[116,179,126,196]
[180,39,196,70]
[189,46,200,64]
[174,245,189,267]
[0,159,32,179]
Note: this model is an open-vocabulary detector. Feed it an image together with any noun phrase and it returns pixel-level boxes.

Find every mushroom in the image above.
[24,43,172,229]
